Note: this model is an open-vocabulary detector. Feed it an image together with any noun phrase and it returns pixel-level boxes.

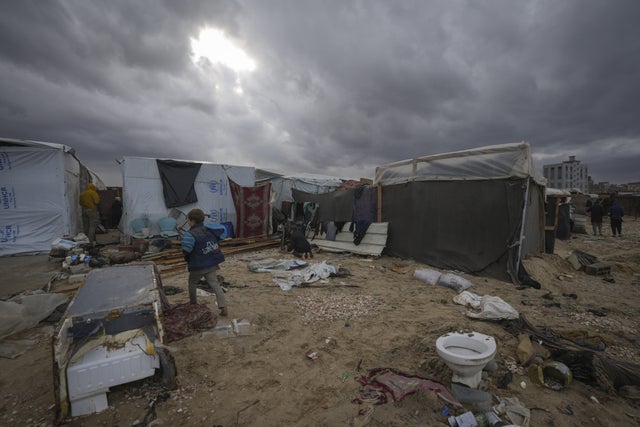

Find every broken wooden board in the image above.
[312,222,388,256]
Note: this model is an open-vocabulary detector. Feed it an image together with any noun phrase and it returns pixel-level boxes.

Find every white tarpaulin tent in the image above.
[0,138,103,256]
[255,168,344,212]
[121,157,255,236]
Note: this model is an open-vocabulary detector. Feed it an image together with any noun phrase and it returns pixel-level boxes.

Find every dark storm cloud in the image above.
[0,0,639,185]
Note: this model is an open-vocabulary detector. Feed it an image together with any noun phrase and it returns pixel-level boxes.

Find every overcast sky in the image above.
[1,0,639,186]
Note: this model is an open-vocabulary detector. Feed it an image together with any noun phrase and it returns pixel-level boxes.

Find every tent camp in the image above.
[374,142,546,283]
[120,157,255,237]
[0,138,103,256]
[255,169,344,215]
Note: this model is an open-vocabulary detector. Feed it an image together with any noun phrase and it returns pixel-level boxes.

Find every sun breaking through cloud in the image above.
[191,28,256,73]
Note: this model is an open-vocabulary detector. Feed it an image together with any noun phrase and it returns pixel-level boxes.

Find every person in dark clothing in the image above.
[181,208,227,316]
[111,197,123,228]
[589,200,604,236]
[287,225,313,259]
[609,200,624,237]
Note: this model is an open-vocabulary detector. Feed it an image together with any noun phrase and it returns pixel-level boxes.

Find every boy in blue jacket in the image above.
[181,208,228,316]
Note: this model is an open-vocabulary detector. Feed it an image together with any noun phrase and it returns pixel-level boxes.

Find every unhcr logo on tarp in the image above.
[0,224,19,243]
[1,185,16,209]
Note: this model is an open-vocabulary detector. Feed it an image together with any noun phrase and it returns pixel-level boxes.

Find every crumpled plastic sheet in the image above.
[248,258,308,273]
[273,261,337,291]
[453,291,519,320]
[494,396,530,427]
[0,291,69,340]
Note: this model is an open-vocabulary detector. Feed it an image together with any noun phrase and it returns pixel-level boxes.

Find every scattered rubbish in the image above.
[248,258,308,272]
[497,372,513,389]
[527,361,572,390]
[557,404,574,415]
[51,237,78,250]
[340,371,349,381]
[162,286,184,295]
[203,319,253,339]
[567,250,598,271]
[414,269,474,293]
[0,291,69,340]
[453,291,519,320]
[520,381,527,389]
[447,411,477,427]
[232,319,253,336]
[353,367,461,407]
[272,261,338,290]
[450,383,492,411]
[590,396,600,404]
[494,396,530,427]
[165,303,216,342]
[307,351,319,360]
[516,334,550,365]
[585,262,612,276]
[206,324,234,339]
[557,273,573,281]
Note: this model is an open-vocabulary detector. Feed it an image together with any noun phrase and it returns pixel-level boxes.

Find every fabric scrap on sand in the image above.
[164,303,217,342]
[353,367,461,407]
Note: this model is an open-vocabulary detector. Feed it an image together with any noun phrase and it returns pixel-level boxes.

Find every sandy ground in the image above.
[1,220,640,426]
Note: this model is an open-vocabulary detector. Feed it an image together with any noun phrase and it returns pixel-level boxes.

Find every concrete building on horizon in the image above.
[543,155,589,193]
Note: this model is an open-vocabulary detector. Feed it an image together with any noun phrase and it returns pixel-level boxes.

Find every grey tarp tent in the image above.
[374,142,546,283]
[0,138,104,256]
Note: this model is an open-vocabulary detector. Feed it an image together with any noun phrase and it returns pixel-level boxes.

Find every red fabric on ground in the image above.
[164,303,216,342]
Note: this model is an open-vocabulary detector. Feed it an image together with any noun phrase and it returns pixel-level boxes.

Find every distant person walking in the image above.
[181,208,228,317]
[79,183,100,245]
[609,199,624,237]
[589,200,604,236]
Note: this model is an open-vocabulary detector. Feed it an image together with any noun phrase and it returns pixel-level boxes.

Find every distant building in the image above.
[543,155,589,193]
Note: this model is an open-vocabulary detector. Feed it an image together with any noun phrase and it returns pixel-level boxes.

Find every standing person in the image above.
[181,208,228,316]
[589,200,604,236]
[79,183,100,245]
[111,196,123,229]
[287,224,313,259]
[609,199,624,237]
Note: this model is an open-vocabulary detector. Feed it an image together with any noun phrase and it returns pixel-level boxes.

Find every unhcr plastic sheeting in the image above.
[0,139,91,256]
[121,157,255,236]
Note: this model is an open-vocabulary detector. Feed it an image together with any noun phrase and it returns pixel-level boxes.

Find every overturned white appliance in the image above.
[53,263,176,419]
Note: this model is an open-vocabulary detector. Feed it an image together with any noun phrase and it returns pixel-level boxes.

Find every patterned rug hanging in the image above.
[228,178,271,238]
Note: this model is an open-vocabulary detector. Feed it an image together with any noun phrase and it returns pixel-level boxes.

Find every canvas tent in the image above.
[374,142,546,283]
[0,138,103,256]
[255,169,344,214]
[120,157,255,236]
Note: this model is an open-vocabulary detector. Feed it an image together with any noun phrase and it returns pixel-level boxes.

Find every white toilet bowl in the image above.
[436,331,497,389]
